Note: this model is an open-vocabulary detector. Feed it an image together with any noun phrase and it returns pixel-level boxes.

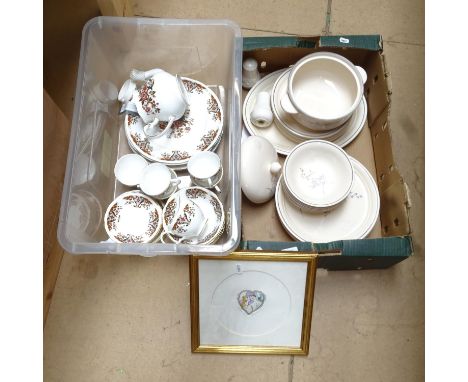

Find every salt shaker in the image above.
[242,58,261,89]
[250,91,273,128]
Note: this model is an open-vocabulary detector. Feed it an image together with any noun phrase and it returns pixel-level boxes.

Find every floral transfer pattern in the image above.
[209,197,223,220]
[115,233,144,243]
[207,94,221,121]
[106,193,161,243]
[145,209,160,237]
[171,204,196,234]
[127,114,139,125]
[196,129,218,151]
[130,132,152,156]
[182,79,204,94]
[138,78,160,114]
[107,203,122,231]
[160,150,191,161]
[166,108,194,139]
[164,199,177,225]
[123,194,153,209]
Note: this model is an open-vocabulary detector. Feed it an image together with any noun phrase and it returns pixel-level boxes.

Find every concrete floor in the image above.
[44,1,424,381]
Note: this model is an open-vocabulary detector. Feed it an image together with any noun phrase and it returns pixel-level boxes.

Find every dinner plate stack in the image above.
[275,157,380,243]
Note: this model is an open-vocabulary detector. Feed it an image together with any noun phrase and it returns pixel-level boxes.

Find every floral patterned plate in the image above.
[275,157,380,242]
[162,187,225,245]
[125,77,223,168]
[104,191,163,243]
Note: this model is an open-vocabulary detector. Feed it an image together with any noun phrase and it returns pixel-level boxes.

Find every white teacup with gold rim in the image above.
[130,69,190,138]
[139,163,181,200]
[187,152,223,193]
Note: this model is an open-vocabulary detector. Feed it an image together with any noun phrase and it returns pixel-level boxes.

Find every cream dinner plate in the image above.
[271,68,368,147]
[275,157,380,243]
[125,77,223,168]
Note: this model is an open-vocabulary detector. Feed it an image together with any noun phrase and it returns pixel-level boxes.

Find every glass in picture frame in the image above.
[189,251,317,355]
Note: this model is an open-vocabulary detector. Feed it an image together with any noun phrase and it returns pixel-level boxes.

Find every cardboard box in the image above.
[239,35,413,270]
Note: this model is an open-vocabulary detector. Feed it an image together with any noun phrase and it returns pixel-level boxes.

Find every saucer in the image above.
[272,68,367,144]
[162,187,224,245]
[104,191,163,243]
[275,157,380,242]
[125,77,223,168]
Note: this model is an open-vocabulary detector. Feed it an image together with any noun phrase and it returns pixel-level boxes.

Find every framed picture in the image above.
[190,251,317,355]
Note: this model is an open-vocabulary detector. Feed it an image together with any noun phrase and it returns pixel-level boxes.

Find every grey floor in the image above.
[44,1,424,381]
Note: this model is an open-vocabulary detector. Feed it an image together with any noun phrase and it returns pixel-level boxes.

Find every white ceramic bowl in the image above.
[283,140,354,210]
[282,52,366,131]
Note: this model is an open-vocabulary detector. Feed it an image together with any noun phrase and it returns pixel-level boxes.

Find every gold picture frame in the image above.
[190,251,318,355]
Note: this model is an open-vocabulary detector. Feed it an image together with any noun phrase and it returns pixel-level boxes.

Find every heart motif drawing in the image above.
[237,290,266,315]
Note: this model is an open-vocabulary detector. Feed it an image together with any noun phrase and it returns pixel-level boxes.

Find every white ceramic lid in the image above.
[241,136,282,204]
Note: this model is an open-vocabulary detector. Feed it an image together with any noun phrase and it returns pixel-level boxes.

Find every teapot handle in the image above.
[143,116,175,138]
[130,68,163,82]
[175,74,190,106]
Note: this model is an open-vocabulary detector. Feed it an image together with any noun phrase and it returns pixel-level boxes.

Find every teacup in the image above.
[161,191,208,244]
[139,163,181,200]
[281,52,367,131]
[114,153,148,187]
[187,152,223,193]
[131,69,190,138]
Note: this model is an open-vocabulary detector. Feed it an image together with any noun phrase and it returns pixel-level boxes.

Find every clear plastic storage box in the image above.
[58,17,242,256]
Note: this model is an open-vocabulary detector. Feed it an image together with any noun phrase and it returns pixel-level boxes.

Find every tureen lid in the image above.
[241,136,282,204]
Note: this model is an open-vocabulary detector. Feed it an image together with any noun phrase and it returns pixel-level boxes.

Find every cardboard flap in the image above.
[380,176,412,236]
[243,36,318,51]
[243,35,383,52]
[319,35,382,51]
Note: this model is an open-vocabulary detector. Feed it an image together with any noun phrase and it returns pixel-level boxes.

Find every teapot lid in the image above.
[241,136,282,204]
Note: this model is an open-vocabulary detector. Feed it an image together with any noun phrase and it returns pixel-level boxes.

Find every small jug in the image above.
[161,191,208,244]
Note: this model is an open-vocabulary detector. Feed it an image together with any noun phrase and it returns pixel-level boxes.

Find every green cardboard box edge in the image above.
[240,34,413,271]
[243,34,383,51]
